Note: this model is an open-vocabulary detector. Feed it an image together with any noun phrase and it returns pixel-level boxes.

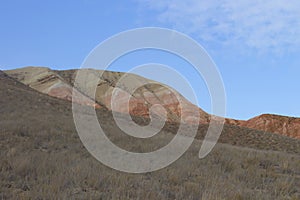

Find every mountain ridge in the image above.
[4,66,300,139]
[1,69,299,199]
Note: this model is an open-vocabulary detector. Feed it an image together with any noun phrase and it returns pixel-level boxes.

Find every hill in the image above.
[242,114,300,139]
[1,69,300,199]
[5,66,300,139]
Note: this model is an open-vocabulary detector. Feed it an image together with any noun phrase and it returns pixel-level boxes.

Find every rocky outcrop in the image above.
[224,114,300,139]
[5,67,300,139]
[57,69,210,124]
[240,114,300,139]
[6,67,209,124]
[5,67,100,109]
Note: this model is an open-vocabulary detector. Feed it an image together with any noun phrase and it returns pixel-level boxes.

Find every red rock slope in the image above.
[5,67,300,139]
[5,67,100,109]
[6,67,210,124]
[240,114,300,139]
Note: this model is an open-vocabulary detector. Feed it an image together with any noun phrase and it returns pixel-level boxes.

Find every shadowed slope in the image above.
[0,69,76,135]
[6,67,210,124]
[5,67,100,108]
[4,67,300,139]
[0,69,300,199]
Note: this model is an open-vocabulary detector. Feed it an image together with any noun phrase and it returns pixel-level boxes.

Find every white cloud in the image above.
[138,0,300,52]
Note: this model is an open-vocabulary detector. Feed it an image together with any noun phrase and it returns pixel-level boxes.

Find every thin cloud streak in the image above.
[138,0,300,53]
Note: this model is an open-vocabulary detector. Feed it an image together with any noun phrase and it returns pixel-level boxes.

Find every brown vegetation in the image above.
[0,69,300,199]
[5,67,300,139]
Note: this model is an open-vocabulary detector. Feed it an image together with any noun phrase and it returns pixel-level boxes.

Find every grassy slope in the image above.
[0,71,300,199]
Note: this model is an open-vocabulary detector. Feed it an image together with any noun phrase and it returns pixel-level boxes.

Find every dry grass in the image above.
[0,127,299,199]
[1,71,300,199]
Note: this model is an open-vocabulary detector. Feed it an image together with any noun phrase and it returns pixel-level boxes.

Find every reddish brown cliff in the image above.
[5,67,299,139]
[239,114,300,139]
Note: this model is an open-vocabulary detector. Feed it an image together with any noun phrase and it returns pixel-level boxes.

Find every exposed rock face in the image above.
[225,118,245,126]
[224,114,300,139]
[5,67,100,109]
[57,69,210,124]
[240,114,300,139]
[5,67,300,139]
[6,67,209,124]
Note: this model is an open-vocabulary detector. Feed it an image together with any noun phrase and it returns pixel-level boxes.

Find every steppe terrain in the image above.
[0,68,299,199]
[6,67,300,139]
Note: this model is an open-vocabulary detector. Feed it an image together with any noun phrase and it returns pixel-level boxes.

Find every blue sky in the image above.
[0,0,299,120]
